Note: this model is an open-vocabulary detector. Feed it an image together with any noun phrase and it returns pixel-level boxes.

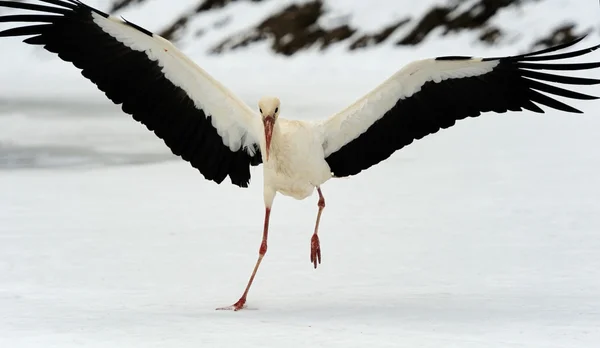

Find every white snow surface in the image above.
[2,0,600,347]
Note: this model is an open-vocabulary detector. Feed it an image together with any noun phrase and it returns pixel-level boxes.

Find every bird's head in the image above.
[258,96,280,161]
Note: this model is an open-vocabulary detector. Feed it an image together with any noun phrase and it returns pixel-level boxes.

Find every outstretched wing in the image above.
[0,0,263,187]
[318,36,600,178]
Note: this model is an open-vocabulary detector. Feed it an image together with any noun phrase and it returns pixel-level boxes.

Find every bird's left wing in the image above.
[0,0,263,187]
[318,36,600,178]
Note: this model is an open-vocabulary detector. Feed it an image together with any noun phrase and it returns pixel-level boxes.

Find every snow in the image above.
[318,0,418,32]
[178,0,304,48]
[3,97,600,347]
[2,0,600,347]
[115,0,201,33]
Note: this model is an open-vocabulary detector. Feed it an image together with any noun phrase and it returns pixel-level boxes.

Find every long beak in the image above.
[263,116,274,161]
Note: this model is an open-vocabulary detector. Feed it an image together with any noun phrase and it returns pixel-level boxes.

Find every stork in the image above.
[2,0,600,311]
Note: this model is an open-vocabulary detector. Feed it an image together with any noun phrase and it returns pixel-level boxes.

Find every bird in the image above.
[2,0,600,311]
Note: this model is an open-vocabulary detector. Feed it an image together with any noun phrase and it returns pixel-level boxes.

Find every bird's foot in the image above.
[310,234,321,269]
[216,297,247,311]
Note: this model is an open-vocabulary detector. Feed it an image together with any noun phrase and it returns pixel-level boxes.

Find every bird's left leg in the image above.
[310,187,325,269]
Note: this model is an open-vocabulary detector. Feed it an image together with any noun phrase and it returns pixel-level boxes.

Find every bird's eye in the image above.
[259,108,262,113]
[275,107,278,113]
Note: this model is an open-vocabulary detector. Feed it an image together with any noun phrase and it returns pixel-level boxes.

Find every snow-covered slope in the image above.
[1,0,599,108]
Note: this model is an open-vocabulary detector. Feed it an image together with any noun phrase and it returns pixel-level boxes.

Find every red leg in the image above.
[310,187,325,269]
[217,206,271,311]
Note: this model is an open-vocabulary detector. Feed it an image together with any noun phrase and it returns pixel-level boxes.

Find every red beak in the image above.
[263,116,274,161]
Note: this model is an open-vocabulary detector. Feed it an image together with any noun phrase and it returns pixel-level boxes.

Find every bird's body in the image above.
[262,119,331,201]
[2,0,600,311]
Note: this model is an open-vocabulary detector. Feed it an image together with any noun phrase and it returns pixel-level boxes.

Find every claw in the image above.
[216,297,247,311]
[310,234,321,269]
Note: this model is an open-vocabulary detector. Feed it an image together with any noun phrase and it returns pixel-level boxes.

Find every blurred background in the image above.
[2,0,599,99]
[1,0,599,169]
[2,2,600,346]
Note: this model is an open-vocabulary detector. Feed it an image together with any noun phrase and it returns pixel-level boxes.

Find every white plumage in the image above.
[93,11,261,155]
[320,59,499,156]
[2,0,600,310]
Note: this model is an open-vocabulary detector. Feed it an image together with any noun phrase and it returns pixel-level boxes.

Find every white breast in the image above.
[263,120,332,199]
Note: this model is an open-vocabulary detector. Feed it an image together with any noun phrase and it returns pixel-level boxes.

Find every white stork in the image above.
[2,0,600,311]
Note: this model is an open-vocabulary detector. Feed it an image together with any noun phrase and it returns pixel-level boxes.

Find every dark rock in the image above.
[479,26,502,45]
[110,0,146,13]
[159,17,189,41]
[349,18,410,50]
[320,25,356,49]
[159,0,264,41]
[211,1,357,56]
[531,23,590,49]
[445,0,518,33]
[397,0,527,46]
[397,7,451,45]
[196,0,264,13]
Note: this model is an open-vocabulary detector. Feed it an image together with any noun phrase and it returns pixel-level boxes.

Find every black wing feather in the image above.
[326,37,600,178]
[0,1,71,14]
[0,14,62,23]
[0,0,262,187]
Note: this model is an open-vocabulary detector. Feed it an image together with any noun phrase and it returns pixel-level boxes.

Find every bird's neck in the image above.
[271,121,282,140]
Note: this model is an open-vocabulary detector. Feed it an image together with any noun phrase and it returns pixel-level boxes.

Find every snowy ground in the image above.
[2,1,600,347]
[2,96,600,347]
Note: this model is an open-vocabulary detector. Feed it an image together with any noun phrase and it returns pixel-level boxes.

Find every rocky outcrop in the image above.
[531,23,591,50]
[110,0,145,12]
[396,0,523,46]
[349,18,410,50]
[478,26,502,45]
[104,0,591,56]
[205,0,588,55]
[210,1,357,55]
[158,0,265,41]
[196,0,265,13]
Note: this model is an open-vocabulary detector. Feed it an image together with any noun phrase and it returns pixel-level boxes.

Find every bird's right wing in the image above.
[0,0,263,187]
[317,36,600,178]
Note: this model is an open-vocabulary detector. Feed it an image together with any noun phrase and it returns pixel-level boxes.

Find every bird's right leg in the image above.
[310,187,325,269]
[217,187,275,311]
